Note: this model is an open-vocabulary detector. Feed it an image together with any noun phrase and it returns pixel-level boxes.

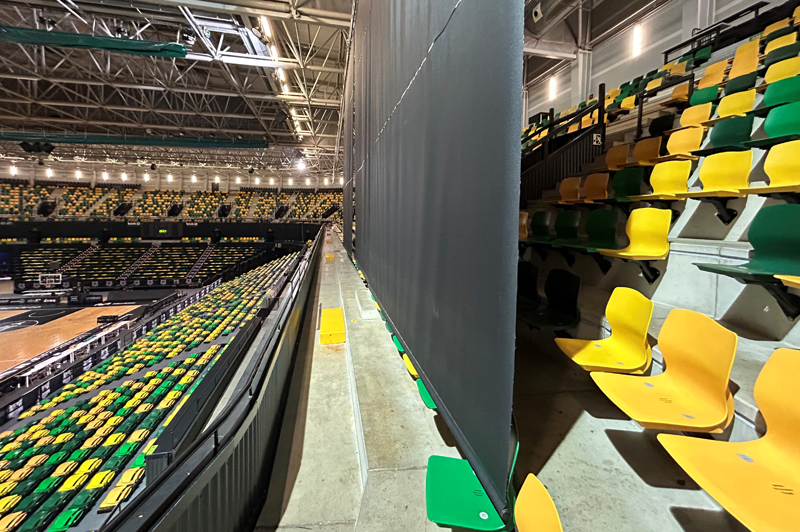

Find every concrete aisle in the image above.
[256,231,457,531]
[514,325,749,532]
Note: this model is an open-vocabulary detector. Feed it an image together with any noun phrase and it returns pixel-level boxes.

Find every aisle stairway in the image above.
[56,245,97,274]
[187,245,215,279]
[117,244,157,281]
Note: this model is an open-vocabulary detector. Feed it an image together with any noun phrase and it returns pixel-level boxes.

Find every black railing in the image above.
[635,72,696,139]
[521,84,606,202]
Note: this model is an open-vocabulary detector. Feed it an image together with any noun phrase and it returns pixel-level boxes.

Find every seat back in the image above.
[621,95,637,110]
[764,140,800,187]
[764,57,800,85]
[606,287,654,351]
[690,86,718,106]
[515,474,563,532]
[649,114,675,137]
[763,18,790,40]
[764,32,797,56]
[703,59,729,76]
[584,209,618,249]
[670,61,688,77]
[645,78,663,92]
[697,151,752,191]
[698,69,725,90]
[724,71,758,96]
[518,261,539,304]
[605,144,630,168]
[717,89,755,117]
[666,127,704,155]
[543,269,580,316]
[554,210,581,240]
[650,160,692,195]
[764,101,800,141]
[632,137,662,164]
[747,204,800,267]
[753,348,800,444]
[559,177,582,201]
[657,309,737,402]
[734,39,759,57]
[680,103,713,128]
[763,76,800,109]
[583,173,609,201]
[708,114,754,149]
[669,83,689,101]
[624,208,671,256]
[529,210,551,238]
[612,167,644,199]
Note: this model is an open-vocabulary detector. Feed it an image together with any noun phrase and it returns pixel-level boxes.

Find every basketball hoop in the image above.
[38,273,62,290]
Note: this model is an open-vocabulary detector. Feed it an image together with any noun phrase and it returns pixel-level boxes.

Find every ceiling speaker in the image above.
[532,3,543,23]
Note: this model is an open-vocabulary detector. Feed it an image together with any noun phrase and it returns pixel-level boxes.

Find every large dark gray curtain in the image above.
[342,46,355,256]
[348,0,522,512]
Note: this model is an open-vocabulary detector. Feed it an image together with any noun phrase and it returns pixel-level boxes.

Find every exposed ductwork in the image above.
[524,0,582,40]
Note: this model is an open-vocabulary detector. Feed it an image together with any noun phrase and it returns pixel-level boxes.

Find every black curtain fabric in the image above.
[343,46,355,255]
[348,0,522,513]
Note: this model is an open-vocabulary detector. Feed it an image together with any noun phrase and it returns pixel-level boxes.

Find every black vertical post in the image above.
[636,88,645,140]
[598,83,606,151]
[545,107,554,158]
[687,72,695,101]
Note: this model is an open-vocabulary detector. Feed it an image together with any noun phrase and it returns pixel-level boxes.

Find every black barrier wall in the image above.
[345,0,522,514]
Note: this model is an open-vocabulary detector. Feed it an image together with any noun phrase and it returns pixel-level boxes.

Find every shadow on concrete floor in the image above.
[605,429,701,490]
[670,507,750,532]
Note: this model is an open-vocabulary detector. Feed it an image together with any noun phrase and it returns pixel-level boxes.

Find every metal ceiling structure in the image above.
[0,0,353,179]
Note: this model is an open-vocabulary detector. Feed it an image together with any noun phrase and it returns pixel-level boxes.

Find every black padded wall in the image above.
[346,0,522,512]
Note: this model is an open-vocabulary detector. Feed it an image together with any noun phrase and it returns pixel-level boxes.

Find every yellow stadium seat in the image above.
[669,61,687,77]
[621,95,637,110]
[606,87,621,99]
[679,103,713,128]
[764,57,800,86]
[776,274,800,289]
[402,354,418,379]
[660,61,675,71]
[795,6,800,23]
[763,18,790,40]
[716,89,756,118]
[555,287,653,374]
[592,309,737,432]
[735,39,760,56]
[645,78,663,92]
[764,32,796,56]
[728,49,759,79]
[558,177,582,203]
[629,160,692,201]
[678,151,752,198]
[657,348,800,532]
[515,474,563,532]
[605,144,630,170]
[661,127,704,160]
[662,83,690,107]
[697,69,725,90]
[742,140,800,195]
[631,137,663,166]
[597,208,671,260]
[582,173,609,202]
[703,59,730,76]
[567,122,580,134]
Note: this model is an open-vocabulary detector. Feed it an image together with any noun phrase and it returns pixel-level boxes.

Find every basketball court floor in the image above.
[0,305,139,373]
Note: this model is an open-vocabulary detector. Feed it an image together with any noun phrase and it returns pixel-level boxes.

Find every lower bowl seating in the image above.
[64,245,150,282]
[128,246,205,280]
[194,245,259,280]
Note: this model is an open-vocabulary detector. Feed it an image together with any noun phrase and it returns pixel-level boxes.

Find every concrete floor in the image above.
[256,232,457,531]
[514,325,749,532]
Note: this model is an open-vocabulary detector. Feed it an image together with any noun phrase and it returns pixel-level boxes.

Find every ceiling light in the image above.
[191,174,197,183]
[75,170,81,179]
[305,178,310,185]
[215,176,219,183]
[236,177,241,184]
[167,174,173,182]
[299,135,303,140]
[277,68,285,81]
[270,45,278,58]
[288,178,293,185]
[290,108,297,116]
[549,76,557,101]
[10,165,17,176]
[255,177,260,185]
[102,171,108,180]
[340,177,344,185]
[269,178,274,185]
[297,160,306,170]
[46,167,52,178]
[121,172,127,181]
[632,24,643,57]
[282,84,289,94]
[324,178,328,185]
[260,16,271,39]
[144,173,150,182]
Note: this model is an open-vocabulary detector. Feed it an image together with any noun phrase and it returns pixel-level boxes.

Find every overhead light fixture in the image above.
[324,178,329,185]
[632,24,643,57]
[215,176,220,183]
[270,45,278,58]
[46,167,52,178]
[121,172,127,181]
[269,178,274,185]
[340,177,344,185]
[290,108,297,116]
[75,169,81,179]
[305,178,310,185]
[288,178,293,185]
[299,135,303,140]
[236,177,241,184]
[191,174,197,183]
[167,174,173,182]
[144,173,150,182]
[255,177,260,185]
[549,76,557,101]
[102,171,108,180]
[277,68,286,81]
[282,84,289,94]
[260,16,272,39]
[10,165,17,176]
[297,160,306,170]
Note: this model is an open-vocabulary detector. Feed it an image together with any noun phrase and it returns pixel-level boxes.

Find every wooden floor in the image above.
[0,310,25,321]
[0,305,139,373]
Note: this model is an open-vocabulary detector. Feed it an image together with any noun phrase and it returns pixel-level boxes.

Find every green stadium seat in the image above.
[746,101,800,149]
[693,114,754,156]
[752,75,800,116]
[724,72,758,96]
[690,85,719,106]
[518,269,581,331]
